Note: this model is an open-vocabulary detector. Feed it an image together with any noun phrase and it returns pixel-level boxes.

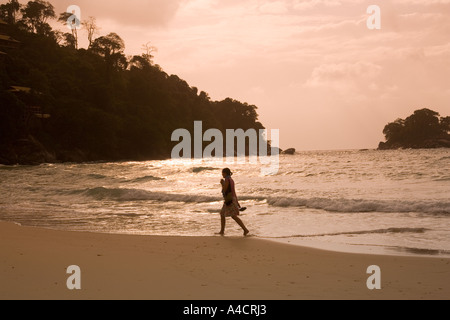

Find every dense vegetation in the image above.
[0,0,265,164]
[379,109,450,150]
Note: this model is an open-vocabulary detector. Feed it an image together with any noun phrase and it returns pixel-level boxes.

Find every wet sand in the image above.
[0,221,449,300]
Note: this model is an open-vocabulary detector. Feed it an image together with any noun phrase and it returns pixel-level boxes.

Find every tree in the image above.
[61,32,76,48]
[380,108,449,149]
[403,108,441,141]
[91,33,127,71]
[215,98,262,129]
[20,0,55,34]
[441,116,450,133]
[52,29,64,45]
[82,16,100,48]
[35,18,53,36]
[128,43,158,70]
[58,12,79,49]
[141,41,157,65]
[129,55,151,70]
[0,0,21,24]
[383,118,405,143]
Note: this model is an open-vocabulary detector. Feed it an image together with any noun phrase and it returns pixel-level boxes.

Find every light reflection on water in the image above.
[1,149,449,257]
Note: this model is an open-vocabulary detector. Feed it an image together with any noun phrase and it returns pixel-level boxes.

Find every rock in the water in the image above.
[282,148,296,155]
[269,147,283,155]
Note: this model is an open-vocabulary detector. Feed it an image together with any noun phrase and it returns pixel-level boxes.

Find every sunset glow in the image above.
[46,0,450,150]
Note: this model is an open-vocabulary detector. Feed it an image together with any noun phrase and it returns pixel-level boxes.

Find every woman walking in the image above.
[218,168,249,236]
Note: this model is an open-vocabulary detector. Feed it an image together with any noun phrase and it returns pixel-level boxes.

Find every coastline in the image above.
[1,221,449,300]
[1,147,449,166]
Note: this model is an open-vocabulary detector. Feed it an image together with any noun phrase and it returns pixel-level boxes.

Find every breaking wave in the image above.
[125,175,164,183]
[71,187,449,214]
[79,187,218,203]
[73,187,265,203]
[192,167,218,173]
[87,174,108,180]
[266,197,450,214]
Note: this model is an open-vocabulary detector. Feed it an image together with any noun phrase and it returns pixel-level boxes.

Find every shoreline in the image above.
[1,221,449,300]
[6,220,449,259]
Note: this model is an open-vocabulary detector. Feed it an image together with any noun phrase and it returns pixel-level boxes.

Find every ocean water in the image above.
[0,149,449,257]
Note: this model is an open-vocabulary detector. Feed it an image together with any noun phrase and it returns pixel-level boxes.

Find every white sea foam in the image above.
[76,187,450,214]
[266,197,450,214]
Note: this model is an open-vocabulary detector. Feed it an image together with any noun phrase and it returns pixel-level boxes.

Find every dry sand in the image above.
[0,221,449,300]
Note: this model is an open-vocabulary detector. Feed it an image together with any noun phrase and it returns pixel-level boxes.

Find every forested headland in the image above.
[379,109,450,150]
[0,0,267,165]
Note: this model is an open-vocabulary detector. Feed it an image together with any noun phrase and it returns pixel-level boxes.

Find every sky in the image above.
[7,0,450,150]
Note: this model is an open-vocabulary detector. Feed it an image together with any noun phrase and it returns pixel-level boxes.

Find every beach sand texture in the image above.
[1,222,449,300]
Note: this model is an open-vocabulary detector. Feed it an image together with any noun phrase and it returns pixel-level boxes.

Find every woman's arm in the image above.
[221,178,229,193]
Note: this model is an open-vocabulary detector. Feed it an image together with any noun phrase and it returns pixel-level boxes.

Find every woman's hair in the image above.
[222,168,233,176]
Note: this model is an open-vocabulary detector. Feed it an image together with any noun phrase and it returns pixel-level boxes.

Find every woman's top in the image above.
[223,176,237,205]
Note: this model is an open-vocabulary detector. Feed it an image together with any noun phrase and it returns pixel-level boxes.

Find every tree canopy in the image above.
[0,0,267,164]
[20,0,55,34]
[379,109,450,149]
[0,0,20,24]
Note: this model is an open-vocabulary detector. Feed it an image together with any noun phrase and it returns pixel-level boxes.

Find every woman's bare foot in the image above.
[215,232,225,236]
[244,229,250,236]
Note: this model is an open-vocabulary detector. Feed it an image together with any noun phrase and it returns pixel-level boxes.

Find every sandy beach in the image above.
[0,221,449,300]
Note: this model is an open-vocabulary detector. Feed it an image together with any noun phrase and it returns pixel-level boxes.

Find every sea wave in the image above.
[75,187,265,203]
[79,187,219,203]
[72,187,450,214]
[87,174,108,179]
[433,176,450,182]
[85,173,164,183]
[192,167,218,173]
[266,228,429,239]
[266,197,450,214]
[125,175,164,183]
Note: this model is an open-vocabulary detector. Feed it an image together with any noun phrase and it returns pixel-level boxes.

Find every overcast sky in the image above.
[7,0,450,150]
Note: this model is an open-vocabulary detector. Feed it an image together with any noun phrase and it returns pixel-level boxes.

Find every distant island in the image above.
[378,109,450,150]
[0,0,268,165]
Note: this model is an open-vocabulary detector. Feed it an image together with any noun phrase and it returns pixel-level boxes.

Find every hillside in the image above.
[0,2,266,165]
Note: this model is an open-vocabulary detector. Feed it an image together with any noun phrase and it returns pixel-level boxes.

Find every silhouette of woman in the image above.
[218,168,249,236]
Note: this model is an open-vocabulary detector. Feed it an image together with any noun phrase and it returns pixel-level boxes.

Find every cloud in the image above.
[306,62,382,87]
[54,0,184,27]
[292,0,342,11]
[396,0,450,5]
[259,1,289,14]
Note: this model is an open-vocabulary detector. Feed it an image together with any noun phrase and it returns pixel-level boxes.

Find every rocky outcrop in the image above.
[0,136,57,165]
[269,147,283,155]
[282,148,296,155]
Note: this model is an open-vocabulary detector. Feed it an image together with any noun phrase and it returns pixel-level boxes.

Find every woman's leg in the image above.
[219,213,226,235]
[232,216,249,236]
